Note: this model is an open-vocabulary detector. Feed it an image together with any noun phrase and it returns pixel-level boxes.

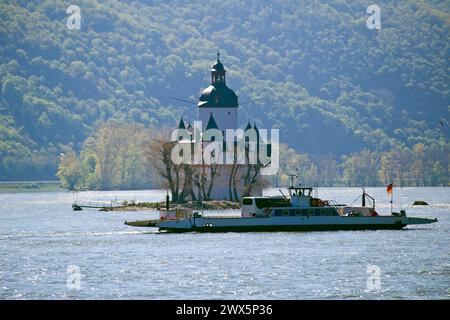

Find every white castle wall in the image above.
[199,107,238,132]
[198,106,239,200]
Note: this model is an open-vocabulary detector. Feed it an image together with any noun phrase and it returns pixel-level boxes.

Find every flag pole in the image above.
[390,184,393,214]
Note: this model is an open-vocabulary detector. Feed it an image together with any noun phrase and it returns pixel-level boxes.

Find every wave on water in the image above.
[0,229,157,240]
[427,203,450,208]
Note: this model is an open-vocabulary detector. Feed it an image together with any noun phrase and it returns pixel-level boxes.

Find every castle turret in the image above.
[198,52,238,131]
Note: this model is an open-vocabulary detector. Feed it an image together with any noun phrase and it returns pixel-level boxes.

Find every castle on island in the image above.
[173,53,267,201]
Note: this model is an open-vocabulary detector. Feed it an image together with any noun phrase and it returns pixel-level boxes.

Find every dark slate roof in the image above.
[211,52,225,72]
[245,120,252,131]
[211,59,225,72]
[205,113,219,130]
[178,117,186,129]
[197,53,238,108]
[253,123,259,136]
[197,84,238,108]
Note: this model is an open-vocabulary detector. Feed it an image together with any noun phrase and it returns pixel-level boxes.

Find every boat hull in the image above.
[157,216,437,233]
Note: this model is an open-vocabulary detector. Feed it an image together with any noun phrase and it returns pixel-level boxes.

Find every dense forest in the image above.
[0,0,449,187]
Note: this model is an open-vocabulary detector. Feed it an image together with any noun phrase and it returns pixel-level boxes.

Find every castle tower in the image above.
[173,53,264,201]
[197,53,238,132]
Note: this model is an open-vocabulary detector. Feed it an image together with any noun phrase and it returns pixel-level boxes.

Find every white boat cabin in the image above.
[242,186,341,218]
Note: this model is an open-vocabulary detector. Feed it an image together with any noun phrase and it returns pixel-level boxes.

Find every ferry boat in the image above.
[125,186,437,233]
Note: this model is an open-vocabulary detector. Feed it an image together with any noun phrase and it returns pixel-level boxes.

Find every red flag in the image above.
[386,183,393,194]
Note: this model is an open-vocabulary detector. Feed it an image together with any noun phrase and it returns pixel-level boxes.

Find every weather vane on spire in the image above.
[217,51,220,61]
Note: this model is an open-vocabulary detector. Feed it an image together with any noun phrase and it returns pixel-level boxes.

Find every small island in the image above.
[99,200,241,212]
[413,201,429,206]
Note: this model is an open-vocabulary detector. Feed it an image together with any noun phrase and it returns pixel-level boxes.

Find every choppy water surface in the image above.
[0,187,448,299]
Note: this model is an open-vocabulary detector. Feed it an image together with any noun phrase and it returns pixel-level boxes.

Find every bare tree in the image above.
[146,129,183,202]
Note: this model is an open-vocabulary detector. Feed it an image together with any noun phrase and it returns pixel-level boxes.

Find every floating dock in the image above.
[72,200,123,211]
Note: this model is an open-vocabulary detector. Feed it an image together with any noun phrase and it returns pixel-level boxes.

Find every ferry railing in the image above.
[72,200,122,208]
[327,200,346,216]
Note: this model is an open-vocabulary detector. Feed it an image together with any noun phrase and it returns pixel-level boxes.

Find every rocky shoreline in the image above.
[102,200,241,211]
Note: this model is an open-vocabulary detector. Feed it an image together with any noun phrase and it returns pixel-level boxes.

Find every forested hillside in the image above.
[0,0,448,184]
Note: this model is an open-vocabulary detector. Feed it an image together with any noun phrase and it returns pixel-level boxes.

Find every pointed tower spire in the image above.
[205,112,219,130]
[186,122,193,140]
[245,120,252,131]
[177,117,186,129]
[253,122,260,137]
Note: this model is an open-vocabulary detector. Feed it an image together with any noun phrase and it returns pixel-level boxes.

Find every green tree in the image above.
[56,153,81,190]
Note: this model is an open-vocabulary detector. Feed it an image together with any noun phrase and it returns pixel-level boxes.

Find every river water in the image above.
[0,187,448,299]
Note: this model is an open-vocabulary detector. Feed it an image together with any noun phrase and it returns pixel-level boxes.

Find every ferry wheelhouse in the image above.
[242,186,343,218]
